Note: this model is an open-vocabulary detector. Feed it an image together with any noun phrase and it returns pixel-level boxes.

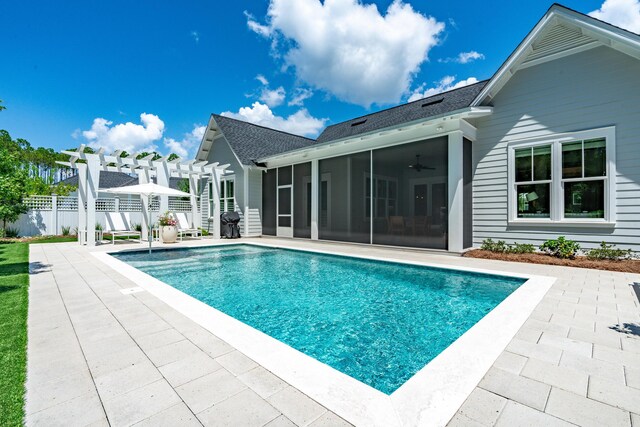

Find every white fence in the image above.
[11,195,194,237]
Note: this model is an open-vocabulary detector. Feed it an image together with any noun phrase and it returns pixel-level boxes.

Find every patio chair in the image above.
[387,216,405,235]
[104,212,141,244]
[174,212,202,241]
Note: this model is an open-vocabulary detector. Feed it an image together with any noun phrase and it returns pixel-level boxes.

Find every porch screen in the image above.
[293,162,312,238]
[371,137,448,249]
[262,169,277,235]
[318,152,371,243]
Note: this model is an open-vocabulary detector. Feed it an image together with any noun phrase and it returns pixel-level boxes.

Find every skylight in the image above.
[421,98,444,107]
[351,119,367,127]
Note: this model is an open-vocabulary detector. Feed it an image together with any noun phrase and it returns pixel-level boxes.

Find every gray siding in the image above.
[245,168,263,236]
[471,46,640,251]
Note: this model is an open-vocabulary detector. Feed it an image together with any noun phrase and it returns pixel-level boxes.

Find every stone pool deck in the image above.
[26,238,640,426]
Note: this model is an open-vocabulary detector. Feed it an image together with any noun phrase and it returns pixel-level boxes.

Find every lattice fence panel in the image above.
[57,196,78,211]
[169,198,193,212]
[95,198,116,212]
[119,200,142,211]
[24,196,53,210]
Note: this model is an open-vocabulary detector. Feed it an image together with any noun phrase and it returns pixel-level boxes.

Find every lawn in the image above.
[0,242,29,426]
[0,236,76,426]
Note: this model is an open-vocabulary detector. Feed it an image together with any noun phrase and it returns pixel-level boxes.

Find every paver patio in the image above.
[26,238,640,426]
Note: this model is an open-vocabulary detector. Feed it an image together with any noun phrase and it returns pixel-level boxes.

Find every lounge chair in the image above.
[104,212,141,244]
[174,212,202,241]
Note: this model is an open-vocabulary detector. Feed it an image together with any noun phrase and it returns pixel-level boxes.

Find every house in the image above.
[196,4,640,253]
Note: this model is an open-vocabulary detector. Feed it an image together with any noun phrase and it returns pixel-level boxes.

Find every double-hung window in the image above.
[509,127,615,224]
[220,178,235,212]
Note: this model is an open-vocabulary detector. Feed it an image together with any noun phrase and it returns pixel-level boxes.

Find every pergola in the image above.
[57,145,232,245]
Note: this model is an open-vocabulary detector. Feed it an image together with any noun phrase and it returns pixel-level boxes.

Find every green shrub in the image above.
[540,236,581,259]
[95,222,103,231]
[132,223,142,232]
[1,226,20,238]
[481,238,507,252]
[586,242,633,261]
[506,243,535,254]
[199,227,209,236]
[61,225,71,236]
[481,238,534,254]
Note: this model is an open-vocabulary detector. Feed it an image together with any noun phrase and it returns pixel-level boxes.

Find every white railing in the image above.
[24,195,53,210]
[23,195,196,213]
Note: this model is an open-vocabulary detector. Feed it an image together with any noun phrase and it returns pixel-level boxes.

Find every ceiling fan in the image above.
[408,154,435,172]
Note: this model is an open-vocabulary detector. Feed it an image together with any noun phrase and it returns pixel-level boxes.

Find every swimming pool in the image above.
[113,244,525,395]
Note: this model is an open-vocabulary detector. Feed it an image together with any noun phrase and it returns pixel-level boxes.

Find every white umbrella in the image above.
[103,182,191,253]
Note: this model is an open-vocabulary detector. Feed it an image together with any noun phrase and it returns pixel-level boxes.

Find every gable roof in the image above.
[211,114,316,165]
[472,3,640,106]
[316,81,488,143]
[60,171,137,189]
[60,171,184,190]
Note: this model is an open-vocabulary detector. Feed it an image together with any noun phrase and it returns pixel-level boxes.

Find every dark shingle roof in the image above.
[60,171,138,189]
[60,171,184,190]
[213,114,316,165]
[316,81,488,143]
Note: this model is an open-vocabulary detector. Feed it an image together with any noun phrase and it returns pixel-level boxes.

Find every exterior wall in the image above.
[471,46,640,251]
[245,168,263,236]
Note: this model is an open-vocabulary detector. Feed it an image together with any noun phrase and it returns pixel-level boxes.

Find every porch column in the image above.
[448,131,464,253]
[76,163,87,244]
[86,156,100,246]
[138,169,151,241]
[189,174,200,229]
[311,159,319,240]
[157,162,170,215]
[211,171,221,239]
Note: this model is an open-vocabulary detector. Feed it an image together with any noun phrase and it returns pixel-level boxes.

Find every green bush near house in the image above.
[481,238,535,254]
[540,236,581,259]
[586,242,634,261]
[61,225,71,236]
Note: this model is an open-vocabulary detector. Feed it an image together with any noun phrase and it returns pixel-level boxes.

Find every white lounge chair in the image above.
[104,212,141,244]
[175,212,202,241]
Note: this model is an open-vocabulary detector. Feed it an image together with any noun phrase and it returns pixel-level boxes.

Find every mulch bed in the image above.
[464,250,640,274]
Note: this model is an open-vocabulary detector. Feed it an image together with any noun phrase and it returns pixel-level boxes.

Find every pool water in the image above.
[114,244,525,394]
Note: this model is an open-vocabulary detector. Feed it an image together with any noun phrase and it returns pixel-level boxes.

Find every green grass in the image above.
[0,242,29,426]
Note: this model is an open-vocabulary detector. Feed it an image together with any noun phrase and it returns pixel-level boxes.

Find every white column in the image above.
[51,194,58,236]
[211,171,221,239]
[77,163,87,244]
[157,162,170,215]
[448,131,464,253]
[138,169,151,241]
[86,157,100,246]
[244,168,250,236]
[311,159,319,240]
[189,174,200,228]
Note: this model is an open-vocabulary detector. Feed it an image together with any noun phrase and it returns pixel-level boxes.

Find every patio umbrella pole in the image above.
[148,195,153,254]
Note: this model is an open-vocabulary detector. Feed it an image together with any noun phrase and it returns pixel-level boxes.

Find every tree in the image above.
[0,99,5,111]
[0,132,28,234]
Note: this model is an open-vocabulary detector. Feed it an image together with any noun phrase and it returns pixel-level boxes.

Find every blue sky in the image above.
[0,0,633,159]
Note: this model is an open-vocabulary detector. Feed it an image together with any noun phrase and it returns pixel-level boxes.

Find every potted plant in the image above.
[158,212,177,243]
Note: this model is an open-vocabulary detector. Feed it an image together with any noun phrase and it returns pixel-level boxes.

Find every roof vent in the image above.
[350,119,367,127]
[421,98,444,107]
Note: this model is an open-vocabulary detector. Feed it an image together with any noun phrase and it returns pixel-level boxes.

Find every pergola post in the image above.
[76,163,87,244]
[189,174,200,229]
[156,161,170,215]
[211,171,221,239]
[86,156,100,246]
[138,168,151,241]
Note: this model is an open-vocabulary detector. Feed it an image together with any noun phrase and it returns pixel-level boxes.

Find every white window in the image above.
[364,174,398,219]
[209,177,235,214]
[508,127,616,225]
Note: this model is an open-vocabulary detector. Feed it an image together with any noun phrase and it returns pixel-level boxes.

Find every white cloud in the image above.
[81,113,165,154]
[246,0,445,107]
[260,86,286,107]
[589,0,640,34]
[439,50,485,64]
[408,76,478,102]
[164,124,206,159]
[221,102,326,137]
[256,74,269,85]
[245,11,272,37]
[190,31,200,43]
[288,88,314,106]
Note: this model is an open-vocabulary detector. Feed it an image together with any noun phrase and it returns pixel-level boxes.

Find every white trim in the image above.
[507,126,616,226]
[92,241,554,427]
[472,5,640,106]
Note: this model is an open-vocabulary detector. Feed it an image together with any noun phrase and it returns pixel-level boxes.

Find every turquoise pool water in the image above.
[114,244,525,394]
